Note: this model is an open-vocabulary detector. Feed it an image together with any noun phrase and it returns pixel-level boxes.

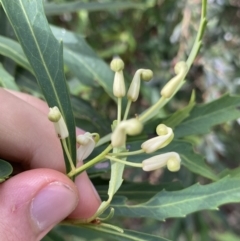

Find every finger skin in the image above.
[0,88,101,220]
[0,169,79,241]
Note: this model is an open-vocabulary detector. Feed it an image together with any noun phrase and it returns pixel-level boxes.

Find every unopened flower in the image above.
[141,124,173,153]
[77,132,95,162]
[110,58,125,98]
[161,61,188,98]
[48,106,69,139]
[111,118,143,147]
[142,152,181,172]
[127,69,153,102]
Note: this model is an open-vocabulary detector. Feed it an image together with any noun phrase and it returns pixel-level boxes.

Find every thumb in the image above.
[0,169,79,241]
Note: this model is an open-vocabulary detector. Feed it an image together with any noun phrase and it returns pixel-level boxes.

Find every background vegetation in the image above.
[1,0,240,240]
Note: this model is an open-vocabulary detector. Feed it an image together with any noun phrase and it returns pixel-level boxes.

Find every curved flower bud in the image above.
[161,61,188,98]
[121,118,143,136]
[77,132,95,162]
[127,69,153,102]
[48,107,69,139]
[141,69,153,82]
[141,124,173,153]
[142,152,181,172]
[111,119,143,147]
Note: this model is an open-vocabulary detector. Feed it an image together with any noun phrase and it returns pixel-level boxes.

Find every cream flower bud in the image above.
[167,156,181,172]
[127,69,142,102]
[111,124,126,148]
[111,119,143,147]
[113,70,125,97]
[48,107,69,139]
[110,58,124,72]
[121,118,143,136]
[141,124,173,153]
[141,69,153,82]
[161,61,188,98]
[142,152,181,172]
[77,132,95,162]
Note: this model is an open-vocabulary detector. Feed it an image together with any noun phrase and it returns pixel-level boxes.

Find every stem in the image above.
[117,97,122,123]
[105,155,143,168]
[139,96,166,123]
[61,138,75,171]
[108,149,144,157]
[123,99,132,120]
[68,144,113,178]
[96,133,111,147]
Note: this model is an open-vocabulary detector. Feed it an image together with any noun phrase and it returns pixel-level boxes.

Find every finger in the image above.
[0,169,79,241]
[0,89,101,219]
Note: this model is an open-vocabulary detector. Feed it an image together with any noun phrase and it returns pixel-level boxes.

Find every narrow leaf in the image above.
[1,0,76,170]
[163,90,195,128]
[51,26,115,99]
[58,225,171,241]
[174,94,240,138]
[111,176,240,221]
[0,63,19,90]
[0,35,32,72]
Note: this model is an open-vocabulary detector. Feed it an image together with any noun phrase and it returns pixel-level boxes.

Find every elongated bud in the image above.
[77,132,95,162]
[142,152,181,172]
[127,69,153,102]
[48,107,69,139]
[111,124,126,147]
[110,58,126,98]
[141,124,173,153]
[113,71,125,97]
[161,61,188,98]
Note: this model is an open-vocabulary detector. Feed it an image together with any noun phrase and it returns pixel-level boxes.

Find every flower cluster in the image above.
[48,57,185,175]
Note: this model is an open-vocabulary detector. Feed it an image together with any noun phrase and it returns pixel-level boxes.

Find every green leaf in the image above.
[58,225,171,241]
[0,35,32,72]
[174,94,240,138]
[111,176,240,221]
[51,26,115,99]
[163,90,196,128]
[126,140,218,181]
[0,159,13,181]
[97,181,183,201]
[44,1,146,16]
[71,96,111,135]
[1,0,76,170]
[0,63,19,90]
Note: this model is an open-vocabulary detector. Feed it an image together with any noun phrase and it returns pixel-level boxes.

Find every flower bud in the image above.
[141,69,153,82]
[141,124,173,153]
[111,125,126,148]
[48,106,61,122]
[113,70,126,97]
[121,118,143,136]
[110,58,124,72]
[142,152,181,172]
[161,61,188,98]
[127,69,142,102]
[48,107,69,139]
[77,132,95,162]
[167,156,181,172]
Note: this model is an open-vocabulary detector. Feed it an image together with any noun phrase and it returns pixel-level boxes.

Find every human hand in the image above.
[0,88,101,241]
